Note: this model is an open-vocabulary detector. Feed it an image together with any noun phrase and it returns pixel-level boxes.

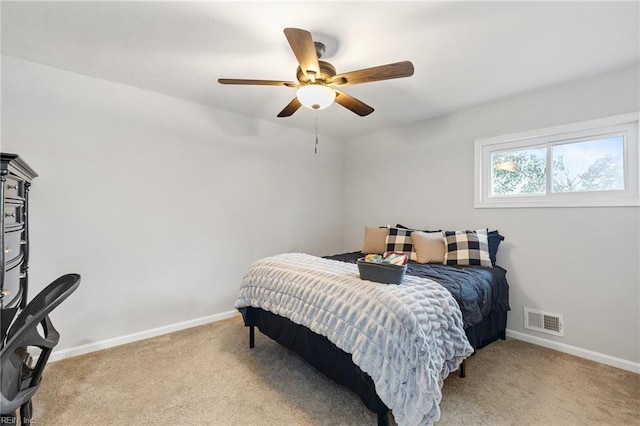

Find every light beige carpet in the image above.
[32,315,639,425]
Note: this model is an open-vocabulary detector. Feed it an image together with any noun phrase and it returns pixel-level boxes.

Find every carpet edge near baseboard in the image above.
[48,310,240,363]
[46,314,639,375]
[506,328,640,374]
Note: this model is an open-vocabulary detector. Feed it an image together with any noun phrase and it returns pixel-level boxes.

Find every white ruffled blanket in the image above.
[235,253,473,425]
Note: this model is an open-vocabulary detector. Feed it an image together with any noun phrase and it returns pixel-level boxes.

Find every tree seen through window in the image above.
[491,136,625,196]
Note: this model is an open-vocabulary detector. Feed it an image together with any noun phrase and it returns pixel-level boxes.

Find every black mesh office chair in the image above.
[0,273,80,425]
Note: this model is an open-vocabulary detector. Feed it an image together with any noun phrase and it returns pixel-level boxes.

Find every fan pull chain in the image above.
[315,113,319,154]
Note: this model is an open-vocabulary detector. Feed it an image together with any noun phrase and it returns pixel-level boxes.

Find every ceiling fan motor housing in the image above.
[296,60,336,85]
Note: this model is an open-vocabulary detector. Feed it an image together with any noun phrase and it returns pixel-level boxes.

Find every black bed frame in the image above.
[240,307,507,425]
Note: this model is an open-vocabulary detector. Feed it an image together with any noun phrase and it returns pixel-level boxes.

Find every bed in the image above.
[235,227,510,425]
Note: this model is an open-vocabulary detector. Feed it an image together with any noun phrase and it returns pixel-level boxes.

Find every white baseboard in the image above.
[506,328,640,374]
[49,310,239,363]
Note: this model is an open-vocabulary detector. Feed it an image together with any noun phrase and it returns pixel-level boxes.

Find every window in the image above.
[475,112,639,208]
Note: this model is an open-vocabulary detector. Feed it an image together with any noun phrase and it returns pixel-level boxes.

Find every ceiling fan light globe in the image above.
[297,85,335,110]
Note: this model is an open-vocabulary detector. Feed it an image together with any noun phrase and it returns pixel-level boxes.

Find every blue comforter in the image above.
[325,252,510,329]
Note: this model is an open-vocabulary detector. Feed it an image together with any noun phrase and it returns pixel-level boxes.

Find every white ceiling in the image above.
[2,1,639,140]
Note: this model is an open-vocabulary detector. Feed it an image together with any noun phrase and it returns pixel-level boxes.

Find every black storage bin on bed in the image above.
[357,258,407,284]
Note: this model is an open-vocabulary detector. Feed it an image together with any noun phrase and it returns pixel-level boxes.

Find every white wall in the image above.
[343,66,640,366]
[3,54,638,369]
[1,56,345,351]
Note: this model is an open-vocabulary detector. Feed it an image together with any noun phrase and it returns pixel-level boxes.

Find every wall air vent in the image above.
[524,308,564,337]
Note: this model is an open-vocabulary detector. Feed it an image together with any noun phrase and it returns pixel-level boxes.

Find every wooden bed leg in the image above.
[377,410,390,426]
[459,359,466,378]
[249,325,255,348]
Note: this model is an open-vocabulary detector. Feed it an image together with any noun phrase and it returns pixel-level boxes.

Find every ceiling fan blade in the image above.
[277,97,302,118]
[331,61,415,86]
[283,28,320,81]
[218,78,298,87]
[334,89,374,117]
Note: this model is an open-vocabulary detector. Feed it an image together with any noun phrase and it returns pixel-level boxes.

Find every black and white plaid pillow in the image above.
[384,227,417,261]
[443,229,492,267]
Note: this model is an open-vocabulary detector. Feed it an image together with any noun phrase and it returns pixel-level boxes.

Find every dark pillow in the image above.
[487,230,505,266]
[395,224,442,232]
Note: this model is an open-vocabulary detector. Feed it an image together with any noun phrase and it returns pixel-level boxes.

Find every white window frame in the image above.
[474,112,640,208]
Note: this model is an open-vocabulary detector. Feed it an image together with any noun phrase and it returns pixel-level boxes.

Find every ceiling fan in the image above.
[218,28,415,118]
